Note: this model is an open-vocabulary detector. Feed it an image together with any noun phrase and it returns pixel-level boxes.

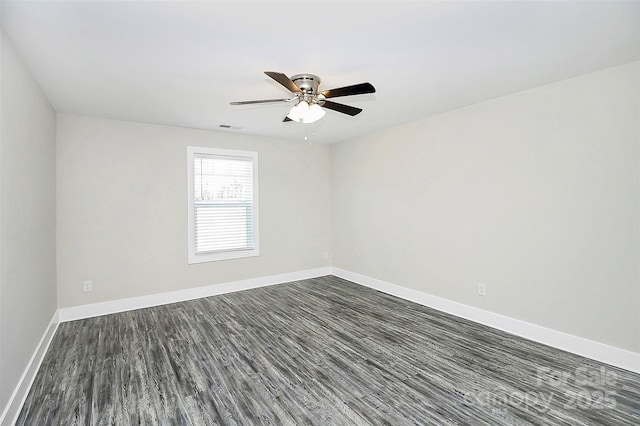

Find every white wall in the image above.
[56,115,331,307]
[0,29,57,412]
[331,62,640,353]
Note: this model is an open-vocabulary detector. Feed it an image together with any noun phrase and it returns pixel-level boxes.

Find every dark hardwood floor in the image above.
[17,276,640,425]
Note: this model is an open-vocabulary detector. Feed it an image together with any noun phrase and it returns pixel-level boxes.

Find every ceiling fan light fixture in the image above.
[287,101,308,122]
[287,101,325,124]
[306,103,326,123]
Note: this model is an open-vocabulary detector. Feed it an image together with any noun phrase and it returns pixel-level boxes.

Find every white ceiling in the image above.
[1,1,639,144]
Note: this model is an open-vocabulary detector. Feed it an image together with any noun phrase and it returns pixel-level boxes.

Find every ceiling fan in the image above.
[230,71,376,124]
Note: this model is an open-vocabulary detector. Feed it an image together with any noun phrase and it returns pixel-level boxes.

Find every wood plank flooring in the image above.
[17,276,640,425]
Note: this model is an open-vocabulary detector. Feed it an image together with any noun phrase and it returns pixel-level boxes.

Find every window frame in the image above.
[187,146,259,264]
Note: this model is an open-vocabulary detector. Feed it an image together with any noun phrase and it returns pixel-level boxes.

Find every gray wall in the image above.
[0,29,57,411]
[56,115,331,307]
[331,62,640,352]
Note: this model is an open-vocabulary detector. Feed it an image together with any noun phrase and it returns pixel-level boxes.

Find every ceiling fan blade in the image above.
[322,100,363,116]
[230,98,291,105]
[265,71,302,93]
[321,82,375,99]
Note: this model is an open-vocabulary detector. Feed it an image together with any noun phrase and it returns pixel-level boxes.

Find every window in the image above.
[187,146,259,264]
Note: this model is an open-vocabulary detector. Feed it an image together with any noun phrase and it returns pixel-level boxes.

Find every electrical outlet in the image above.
[323,251,329,260]
[83,280,93,292]
[478,283,486,296]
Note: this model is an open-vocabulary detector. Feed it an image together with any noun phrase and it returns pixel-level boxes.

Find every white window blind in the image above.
[188,147,258,263]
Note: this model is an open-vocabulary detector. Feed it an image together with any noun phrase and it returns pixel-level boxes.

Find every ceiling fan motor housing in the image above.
[290,74,325,105]
[290,74,321,94]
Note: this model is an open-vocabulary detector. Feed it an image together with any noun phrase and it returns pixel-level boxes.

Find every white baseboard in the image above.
[0,311,60,426]
[58,267,332,322]
[3,268,330,424]
[331,267,640,374]
[7,266,636,426]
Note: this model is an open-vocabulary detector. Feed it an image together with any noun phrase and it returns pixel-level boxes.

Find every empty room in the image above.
[1,1,639,424]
